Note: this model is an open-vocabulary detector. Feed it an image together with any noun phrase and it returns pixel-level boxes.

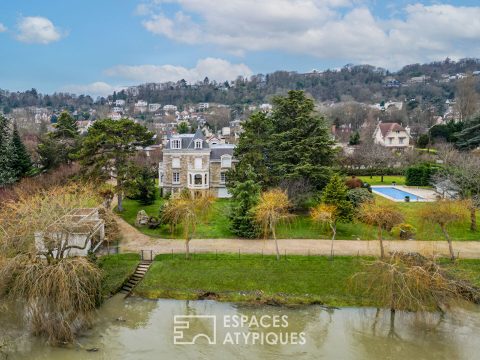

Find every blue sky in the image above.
[1,0,480,96]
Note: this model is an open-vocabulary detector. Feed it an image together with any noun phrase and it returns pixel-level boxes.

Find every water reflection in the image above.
[1,297,479,360]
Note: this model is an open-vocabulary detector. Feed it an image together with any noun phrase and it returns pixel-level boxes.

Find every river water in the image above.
[2,295,480,359]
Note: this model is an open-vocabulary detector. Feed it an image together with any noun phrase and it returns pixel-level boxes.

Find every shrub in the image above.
[405,163,439,186]
[347,188,374,208]
[345,176,363,189]
[391,223,417,240]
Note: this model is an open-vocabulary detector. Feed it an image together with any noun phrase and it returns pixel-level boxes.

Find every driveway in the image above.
[115,215,480,259]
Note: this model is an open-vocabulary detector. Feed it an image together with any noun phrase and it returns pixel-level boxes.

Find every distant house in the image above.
[373,122,411,148]
[259,103,273,112]
[163,104,178,112]
[135,100,148,113]
[149,103,161,112]
[159,128,236,198]
[407,75,430,84]
[115,99,126,107]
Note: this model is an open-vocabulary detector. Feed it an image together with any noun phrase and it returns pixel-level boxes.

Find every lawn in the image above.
[134,254,370,306]
[440,259,480,287]
[118,254,480,306]
[117,189,480,241]
[98,253,140,298]
[351,175,406,186]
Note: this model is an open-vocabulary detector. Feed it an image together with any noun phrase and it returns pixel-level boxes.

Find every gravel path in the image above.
[114,214,480,259]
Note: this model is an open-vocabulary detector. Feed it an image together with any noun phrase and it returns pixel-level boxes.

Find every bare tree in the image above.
[0,184,104,344]
[455,76,479,121]
[161,189,215,259]
[311,204,337,256]
[253,189,292,260]
[358,202,404,258]
[418,200,469,260]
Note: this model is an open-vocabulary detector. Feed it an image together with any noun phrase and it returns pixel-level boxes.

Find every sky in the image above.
[1,0,480,97]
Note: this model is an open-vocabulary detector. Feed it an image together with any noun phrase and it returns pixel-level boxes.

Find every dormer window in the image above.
[194,139,203,149]
[221,155,232,168]
[171,139,181,149]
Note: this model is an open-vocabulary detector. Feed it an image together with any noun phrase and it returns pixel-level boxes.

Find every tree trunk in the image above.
[441,224,455,261]
[389,308,396,337]
[470,206,477,232]
[117,192,123,212]
[381,175,384,183]
[272,224,280,261]
[185,237,190,259]
[330,223,337,258]
[378,225,385,258]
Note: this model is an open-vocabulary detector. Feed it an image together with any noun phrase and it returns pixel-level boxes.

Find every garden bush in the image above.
[346,188,374,208]
[345,176,363,189]
[391,223,417,240]
[405,163,439,186]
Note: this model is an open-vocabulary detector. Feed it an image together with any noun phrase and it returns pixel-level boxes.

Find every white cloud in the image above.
[139,1,480,69]
[105,57,252,83]
[0,23,7,32]
[16,16,64,44]
[62,82,122,97]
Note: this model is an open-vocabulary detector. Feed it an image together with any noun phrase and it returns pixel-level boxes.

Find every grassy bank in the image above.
[98,253,140,298]
[99,254,480,306]
[134,254,371,306]
[118,193,480,241]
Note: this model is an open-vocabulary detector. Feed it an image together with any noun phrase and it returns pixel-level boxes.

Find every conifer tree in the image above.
[38,111,79,169]
[322,174,354,222]
[229,167,261,238]
[0,115,17,186]
[10,122,32,177]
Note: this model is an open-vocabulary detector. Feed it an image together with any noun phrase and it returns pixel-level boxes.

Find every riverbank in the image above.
[96,253,480,307]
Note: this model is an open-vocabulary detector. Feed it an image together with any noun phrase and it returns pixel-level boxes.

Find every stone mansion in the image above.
[159,129,236,198]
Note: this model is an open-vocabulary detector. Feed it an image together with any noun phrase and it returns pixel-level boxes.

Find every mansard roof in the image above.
[210,144,235,160]
[165,130,209,150]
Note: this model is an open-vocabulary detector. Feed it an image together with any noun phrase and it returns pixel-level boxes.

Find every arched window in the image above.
[194,140,202,149]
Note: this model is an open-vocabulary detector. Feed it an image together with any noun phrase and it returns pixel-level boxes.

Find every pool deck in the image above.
[372,185,437,202]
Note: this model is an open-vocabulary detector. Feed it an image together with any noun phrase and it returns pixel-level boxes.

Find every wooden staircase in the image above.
[119,260,152,295]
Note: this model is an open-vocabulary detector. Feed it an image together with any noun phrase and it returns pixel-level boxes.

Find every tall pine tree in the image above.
[0,115,17,186]
[230,90,336,192]
[10,122,32,177]
[38,111,79,169]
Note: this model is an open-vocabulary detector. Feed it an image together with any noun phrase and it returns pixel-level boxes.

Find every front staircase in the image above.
[119,260,152,295]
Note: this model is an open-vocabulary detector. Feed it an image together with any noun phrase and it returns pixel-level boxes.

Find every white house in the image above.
[163,104,178,112]
[35,208,105,258]
[373,122,411,148]
[135,100,148,113]
[149,103,162,112]
[115,99,126,107]
[259,103,273,112]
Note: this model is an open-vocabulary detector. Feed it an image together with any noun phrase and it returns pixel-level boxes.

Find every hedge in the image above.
[405,164,439,186]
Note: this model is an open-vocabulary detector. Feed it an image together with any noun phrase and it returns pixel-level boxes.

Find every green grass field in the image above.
[118,191,480,241]
[126,254,480,306]
[98,253,140,298]
[350,175,406,186]
[134,254,369,306]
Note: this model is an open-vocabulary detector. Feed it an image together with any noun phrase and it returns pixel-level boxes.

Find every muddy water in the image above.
[2,295,480,359]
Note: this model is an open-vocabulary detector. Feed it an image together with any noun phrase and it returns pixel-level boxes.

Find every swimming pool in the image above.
[372,186,425,201]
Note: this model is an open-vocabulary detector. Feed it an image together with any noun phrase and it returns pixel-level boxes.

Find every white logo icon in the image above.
[173,315,217,345]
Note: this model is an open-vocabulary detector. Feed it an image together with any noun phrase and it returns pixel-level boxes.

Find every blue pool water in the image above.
[372,186,424,201]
